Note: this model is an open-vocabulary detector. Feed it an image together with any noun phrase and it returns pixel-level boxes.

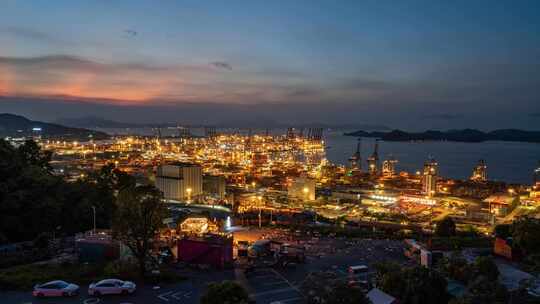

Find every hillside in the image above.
[0,113,109,140]
[344,128,540,143]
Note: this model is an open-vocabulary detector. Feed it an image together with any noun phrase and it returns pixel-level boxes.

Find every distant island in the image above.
[344,128,540,143]
[56,115,391,131]
[0,113,109,140]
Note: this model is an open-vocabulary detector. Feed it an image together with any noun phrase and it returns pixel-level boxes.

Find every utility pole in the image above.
[91,206,96,234]
[257,196,263,228]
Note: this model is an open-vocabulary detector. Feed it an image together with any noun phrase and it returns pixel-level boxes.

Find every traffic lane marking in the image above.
[158,291,174,301]
[278,296,303,303]
[262,281,289,287]
[251,287,299,297]
[157,289,194,302]
[253,289,303,304]
[172,290,192,300]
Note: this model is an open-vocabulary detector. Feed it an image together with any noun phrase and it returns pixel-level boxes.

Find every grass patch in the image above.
[0,260,186,291]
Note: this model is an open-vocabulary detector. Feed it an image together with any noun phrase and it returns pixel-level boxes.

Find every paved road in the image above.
[0,238,407,304]
[0,270,235,304]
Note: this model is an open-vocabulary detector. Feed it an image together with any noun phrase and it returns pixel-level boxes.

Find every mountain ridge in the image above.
[0,113,109,140]
[344,129,540,143]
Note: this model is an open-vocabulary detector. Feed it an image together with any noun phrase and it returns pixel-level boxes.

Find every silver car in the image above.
[88,278,136,296]
[32,280,79,297]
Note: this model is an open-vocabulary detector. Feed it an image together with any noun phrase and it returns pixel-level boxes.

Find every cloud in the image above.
[0,55,200,102]
[0,54,330,104]
[0,26,66,44]
[210,61,232,70]
[1,53,539,130]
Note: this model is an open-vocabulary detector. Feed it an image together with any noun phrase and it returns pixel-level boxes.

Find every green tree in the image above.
[373,262,404,295]
[494,224,511,239]
[112,185,169,275]
[328,283,371,304]
[439,253,471,283]
[511,216,540,254]
[435,217,456,237]
[461,276,509,304]
[200,281,250,304]
[0,139,65,242]
[16,140,52,172]
[0,139,135,244]
[473,256,499,281]
[375,263,449,304]
[301,271,371,304]
[86,163,136,229]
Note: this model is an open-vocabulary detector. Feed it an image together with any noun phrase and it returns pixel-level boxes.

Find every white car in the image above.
[88,279,136,296]
[32,280,79,297]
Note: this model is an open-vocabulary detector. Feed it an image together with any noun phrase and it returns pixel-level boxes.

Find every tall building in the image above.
[288,177,316,201]
[286,127,295,140]
[470,159,487,182]
[204,126,217,138]
[367,140,379,175]
[349,138,362,171]
[382,155,398,177]
[422,157,438,197]
[203,175,226,199]
[155,163,203,202]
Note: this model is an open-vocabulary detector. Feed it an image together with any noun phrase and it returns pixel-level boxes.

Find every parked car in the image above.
[88,279,136,296]
[32,280,79,297]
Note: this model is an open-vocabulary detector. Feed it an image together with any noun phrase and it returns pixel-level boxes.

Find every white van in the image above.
[348,265,368,276]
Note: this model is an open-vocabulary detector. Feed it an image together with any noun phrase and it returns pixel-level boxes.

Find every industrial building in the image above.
[155,163,203,202]
[422,157,438,197]
[367,140,379,175]
[203,175,226,199]
[470,159,487,182]
[382,155,398,178]
[288,177,316,201]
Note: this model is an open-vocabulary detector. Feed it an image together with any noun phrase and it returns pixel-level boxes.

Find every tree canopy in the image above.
[301,271,371,304]
[435,217,456,237]
[112,184,169,275]
[494,224,511,239]
[200,281,250,304]
[473,256,499,281]
[511,216,540,254]
[0,139,133,244]
[374,262,449,304]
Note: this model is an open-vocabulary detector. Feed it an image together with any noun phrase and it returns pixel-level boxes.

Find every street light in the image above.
[186,188,192,202]
[303,187,309,201]
[257,196,263,228]
[91,206,96,234]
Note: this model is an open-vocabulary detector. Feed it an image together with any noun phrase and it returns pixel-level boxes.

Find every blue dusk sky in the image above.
[0,0,539,129]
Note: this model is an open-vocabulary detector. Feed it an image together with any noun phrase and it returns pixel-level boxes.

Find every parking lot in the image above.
[0,269,236,304]
[243,268,303,304]
[239,236,408,304]
[0,231,408,304]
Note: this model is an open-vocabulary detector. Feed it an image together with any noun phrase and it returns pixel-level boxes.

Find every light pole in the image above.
[303,187,309,201]
[91,206,96,234]
[186,188,192,203]
[257,196,263,228]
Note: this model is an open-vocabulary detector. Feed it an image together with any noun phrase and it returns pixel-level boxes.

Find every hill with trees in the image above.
[0,113,109,140]
[344,128,540,143]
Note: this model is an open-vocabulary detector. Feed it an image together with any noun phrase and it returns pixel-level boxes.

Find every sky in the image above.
[1,0,540,130]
